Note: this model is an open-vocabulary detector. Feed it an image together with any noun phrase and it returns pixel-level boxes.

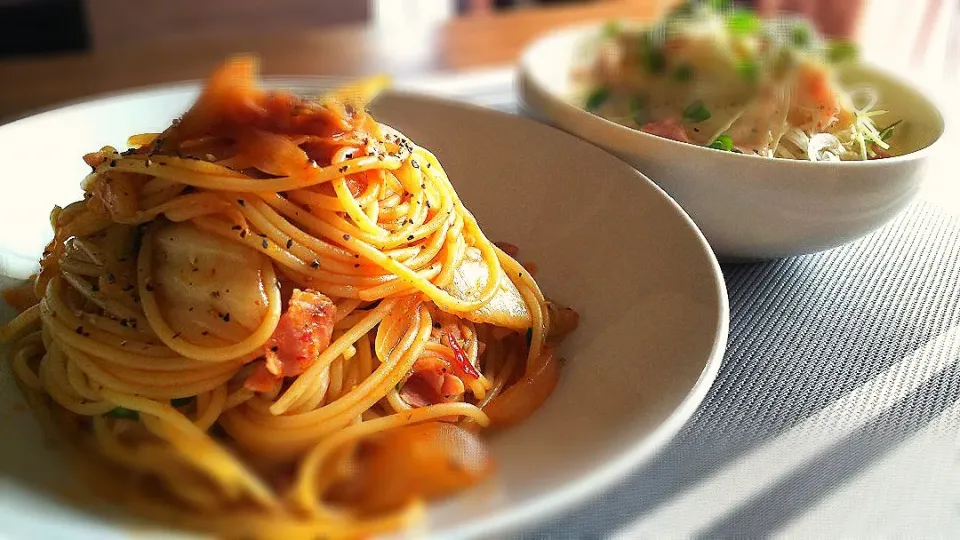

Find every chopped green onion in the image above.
[630,95,649,125]
[726,9,761,35]
[708,134,734,151]
[708,0,731,11]
[525,328,533,347]
[791,23,812,48]
[171,397,195,408]
[602,19,621,38]
[736,58,759,83]
[640,42,667,75]
[772,48,796,77]
[826,40,859,63]
[683,100,711,123]
[106,407,139,420]
[879,119,903,142]
[585,87,611,111]
[673,63,694,82]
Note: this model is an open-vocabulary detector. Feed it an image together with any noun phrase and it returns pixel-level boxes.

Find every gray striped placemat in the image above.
[401,68,960,538]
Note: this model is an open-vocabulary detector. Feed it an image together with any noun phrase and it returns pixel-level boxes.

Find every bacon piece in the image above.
[265,289,336,377]
[244,289,336,392]
[399,356,466,407]
[640,119,691,143]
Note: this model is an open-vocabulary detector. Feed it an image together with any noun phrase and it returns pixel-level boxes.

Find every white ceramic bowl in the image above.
[518,24,946,261]
[0,86,728,538]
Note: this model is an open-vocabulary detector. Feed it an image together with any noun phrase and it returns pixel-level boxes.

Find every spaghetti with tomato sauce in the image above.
[0,57,578,539]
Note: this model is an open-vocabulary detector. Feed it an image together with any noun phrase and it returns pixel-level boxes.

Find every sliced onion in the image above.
[484,346,560,427]
[847,86,879,115]
[807,132,843,162]
[330,422,493,514]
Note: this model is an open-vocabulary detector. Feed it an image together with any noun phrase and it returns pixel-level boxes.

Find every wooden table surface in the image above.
[0,0,668,121]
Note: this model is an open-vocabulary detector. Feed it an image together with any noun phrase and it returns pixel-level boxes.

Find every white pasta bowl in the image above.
[0,85,728,538]
[518,23,946,261]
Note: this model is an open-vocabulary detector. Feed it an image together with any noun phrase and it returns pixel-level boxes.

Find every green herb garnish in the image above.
[791,23,812,48]
[772,48,796,78]
[879,119,903,142]
[171,397,195,408]
[826,40,859,64]
[525,328,533,347]
[708,134,734,151]
[640,42,667,75]
[726,9,761,35]
[673,63,694,82]
[708,0,732,11]
[602,19,621,38]
[683,100,711,123]
[106,407,140,420]
[585,87,611,111]
[736,58,759,83]
[629,94,649,125]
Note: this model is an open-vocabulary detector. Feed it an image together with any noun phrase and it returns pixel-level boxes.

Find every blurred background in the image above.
[0,0,956,120]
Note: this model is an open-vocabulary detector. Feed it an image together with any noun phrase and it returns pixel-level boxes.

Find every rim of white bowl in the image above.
[518,22,947,168]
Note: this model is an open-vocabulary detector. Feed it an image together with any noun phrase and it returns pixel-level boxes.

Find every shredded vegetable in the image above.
[578,0,900,161]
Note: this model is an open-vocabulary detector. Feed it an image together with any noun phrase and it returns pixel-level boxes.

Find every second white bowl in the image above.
[518,24,945,261]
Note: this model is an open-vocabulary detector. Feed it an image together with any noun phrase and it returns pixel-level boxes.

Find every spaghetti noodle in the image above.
[0,57,578,539]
